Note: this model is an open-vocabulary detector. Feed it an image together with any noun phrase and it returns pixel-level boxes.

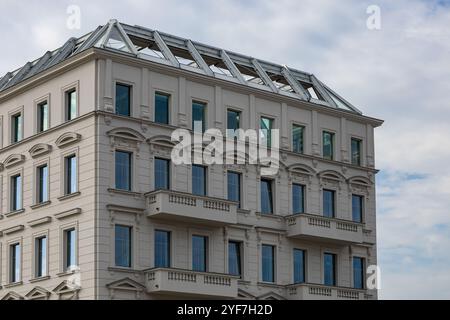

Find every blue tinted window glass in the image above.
[293,184,305,214]
[293,249,305,283]
[115,151,132,191]
[261,179,273,214]
[228,241,241,276]
[352,195,363,223]
[155,158,170,190]
[115,225,132,268]
[323,131,334,160]
[324,253,336,286]
[227,172,241,207]
[192,102,206,132]
[192,235,207,272]
[353,257,364,289]
[155,230,170,268]
[262,244,275,282]
[292,125,304,153]
[323,189,335,218]
[192,165,206,196]
[351,138,361,165]
[155,93,169,124]
[116,84,131,116]
[260,117,273,148]
[227,110,240,131]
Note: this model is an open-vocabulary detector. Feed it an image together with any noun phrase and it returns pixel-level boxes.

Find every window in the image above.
[261,244,275,282]
[228,241,242,277]
[192,165,207,196]
[292,184,305,214]
[154,158,170,190]
[10,243,21,283]
[115,83,131,116]
[37,164,49,203]
[35,236,47,278]
[353,257,365,289]
[260,117,273,148]
[154,230,170,268]
[323,189,335,218]
[192,235,207,272]
[155,92,170,124]
[66,89,77,121]
[323,131,334,160]
[192,101,206,132]
[37,101,49,132]
[352,194,364,223]
[11,113,22,143]
[260,179,273,214]
[115,151,132,191]
[64,228,77,271]
[115,225,132,268]
[11,174,22,211]
[227,109,241,131]
[293,249,306,284]
[65,155,77,195]
[351,138,362,165]
[292,124,304,153]
[227,171,241,208]
[324,253,336,286]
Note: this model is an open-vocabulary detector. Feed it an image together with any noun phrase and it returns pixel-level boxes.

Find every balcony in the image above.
[145,190,238,226]
[285,213,363,244]
[286,283,366,300]
[144,268,239,298]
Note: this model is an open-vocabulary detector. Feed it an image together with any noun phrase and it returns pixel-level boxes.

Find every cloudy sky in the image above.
[1,0,449,299]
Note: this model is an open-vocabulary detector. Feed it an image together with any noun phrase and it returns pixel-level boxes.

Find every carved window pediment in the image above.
[106,277,145,300]
[25,286,51,300]
[29,143,52,158]
[257,292,286,300]
[106,277,145,291]
[55,132,81,148]
[3,154,25,169]
[1,291,24,300]
[348,176,371,195]
[107,127,145,142]
[53,280,80,300]
[319,170,345,182]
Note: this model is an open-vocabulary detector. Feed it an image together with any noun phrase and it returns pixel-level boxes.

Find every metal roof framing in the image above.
[0,19,362,115]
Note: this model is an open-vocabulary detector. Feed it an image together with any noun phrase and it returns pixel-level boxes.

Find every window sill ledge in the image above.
[57,270,77,277]
[4,281,23,288]
[58,191,81,201]
[30,201,51,210]
[257,281,283,288]
[30,276,51,283]
[4,209,25,218]
[255,212,283,221]
[237,279,251,285]
[107,188,142,198]
[107,266,141,274]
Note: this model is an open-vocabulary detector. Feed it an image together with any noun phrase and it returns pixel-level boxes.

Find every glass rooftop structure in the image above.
[0,19,362,114]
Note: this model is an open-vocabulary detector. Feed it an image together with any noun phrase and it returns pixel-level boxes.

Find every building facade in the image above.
[0,20,383,300]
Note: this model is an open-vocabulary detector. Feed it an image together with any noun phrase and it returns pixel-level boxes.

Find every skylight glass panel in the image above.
[105,26,131,52]
[328,91,353,111]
